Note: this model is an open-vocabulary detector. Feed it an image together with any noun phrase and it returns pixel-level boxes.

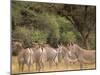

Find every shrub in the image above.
[60,31,76,44]
[12,26,33,48]
[32,30,48,44]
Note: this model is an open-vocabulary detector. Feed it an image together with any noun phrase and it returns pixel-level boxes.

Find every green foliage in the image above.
[57,16,73,33]
[89,33,96,50]
[32,30,48,43]
[42,13,61,47]
[60,32,76,44]
[66,32,76,42]
[12,26,33,48]
[12,26,32,40]
[12,1,96,50]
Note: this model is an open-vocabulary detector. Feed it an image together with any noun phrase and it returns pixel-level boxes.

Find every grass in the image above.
[11,56,96,74]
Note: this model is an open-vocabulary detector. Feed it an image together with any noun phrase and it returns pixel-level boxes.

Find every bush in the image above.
[60,31,76,44]
[12,26,33,48]
[12,26,32,40]
[32,30,48,44]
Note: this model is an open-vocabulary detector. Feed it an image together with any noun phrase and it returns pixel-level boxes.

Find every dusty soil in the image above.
[11,56,96,74]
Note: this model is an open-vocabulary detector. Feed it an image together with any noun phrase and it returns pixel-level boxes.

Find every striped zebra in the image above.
[17,48,33,72]
[31,44,48,72]
[67,43,96,69]
[57,44,69,63]
[57,44,78,68]
[43,44,58,68]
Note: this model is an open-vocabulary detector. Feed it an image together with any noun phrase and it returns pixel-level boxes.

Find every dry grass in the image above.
[12,56,96,74]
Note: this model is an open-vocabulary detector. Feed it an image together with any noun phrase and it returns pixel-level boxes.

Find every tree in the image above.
[12,1,96,49]
[57,5,96,49]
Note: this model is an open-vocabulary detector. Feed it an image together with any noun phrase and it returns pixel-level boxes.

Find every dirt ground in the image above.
[11,56,96,74]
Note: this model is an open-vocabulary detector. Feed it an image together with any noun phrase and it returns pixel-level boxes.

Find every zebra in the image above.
[67,43,96,69]
[17,48,34,72]
[57,44,78,69]
[57,44,69,63]
[43,44,58,68]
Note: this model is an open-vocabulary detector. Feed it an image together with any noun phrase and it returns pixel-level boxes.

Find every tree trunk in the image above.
[82,36,90,50]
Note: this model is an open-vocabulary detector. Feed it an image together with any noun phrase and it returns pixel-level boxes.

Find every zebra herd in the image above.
[16,42,96,72]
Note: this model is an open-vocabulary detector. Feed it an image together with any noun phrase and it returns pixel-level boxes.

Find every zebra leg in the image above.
[32,63,35,71]
[18,59,22,72]
[80,62,83,70]
[55,62,58,69]
[39,63,42,72]
[18,61,20,72]
[37,62,41,72]
[65,61,69,69]
[28,64,31,72]
[55,62,58,67]
[54,57,58,68]
[42,64,44,71]
[22,63,24,72]
[36,62,40,72]
[58,54,61,63]
[63,57,69,69]
[36,63,38,71]
[53,59,58,68]
[78,59,83,70]
[41,62,44,71]
[49,61,52,68]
